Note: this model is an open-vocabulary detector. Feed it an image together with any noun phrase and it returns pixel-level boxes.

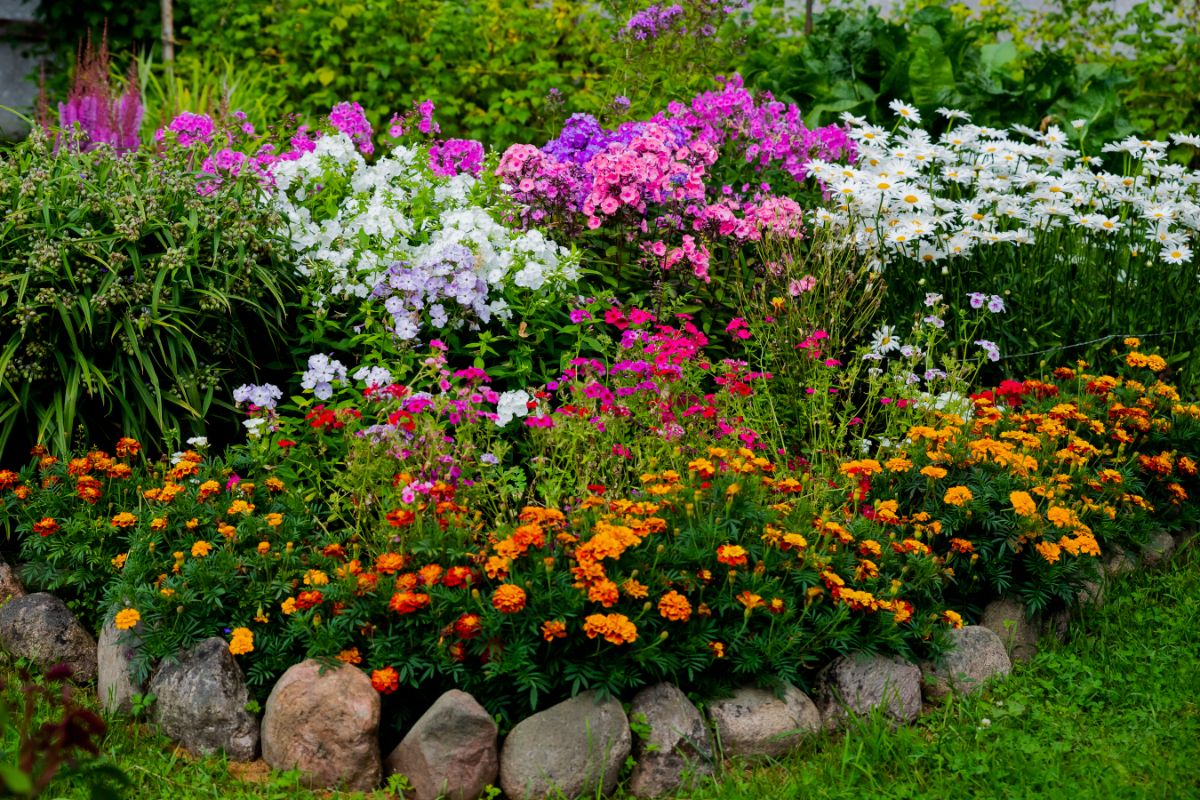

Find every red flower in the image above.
[388,591,431,615]
[294,591,324,611]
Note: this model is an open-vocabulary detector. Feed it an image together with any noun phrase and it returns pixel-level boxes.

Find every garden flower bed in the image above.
[1,11,1198,793]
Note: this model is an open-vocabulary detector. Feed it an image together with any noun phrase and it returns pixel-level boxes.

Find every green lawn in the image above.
[5,544,1199,800]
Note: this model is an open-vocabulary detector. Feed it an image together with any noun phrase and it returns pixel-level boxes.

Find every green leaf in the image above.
[907,25,955,109]
[316,67,337,86]
[0,763,33,794]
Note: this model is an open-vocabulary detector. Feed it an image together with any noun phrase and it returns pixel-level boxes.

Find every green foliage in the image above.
[173,0,745,148]
[743,4,1133,142]
[0,127,298,460]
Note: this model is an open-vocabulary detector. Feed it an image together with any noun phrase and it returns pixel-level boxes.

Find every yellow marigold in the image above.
[1010,491,1038,517]
[583,613,638,645]
[304,569,329,586]
[190,540,213,558]
[941,610,964,628]
[186,517,200,530]
[111,553,128,570]
[708,641,726,658]
[1036,541,1062,564]
[782,533,808,551]
[264,512,284,527]
[920,466,948,480]
[281,597,297,615]
[943,486,974,506]
[114,608,141,630]
[492,584,527,614]
[336,647,363,665]
[715,544,748,567]
[218,523,237,540]
[228,627,254,656]
[885,456,913,472]
[257,541,271,555]
[227,500,255,515]
[657,591,692,622]
[111,512,137,528]
[265,477,286,492]
[150,517,167,531]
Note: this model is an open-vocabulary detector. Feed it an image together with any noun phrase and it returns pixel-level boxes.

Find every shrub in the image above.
[0,123,297,460]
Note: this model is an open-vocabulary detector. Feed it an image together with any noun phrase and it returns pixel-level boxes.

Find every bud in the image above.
[176,605,184,614]
[471,588,481,601]
[656,544,665,554]
[659,630,669,641]
[642,602,652,613]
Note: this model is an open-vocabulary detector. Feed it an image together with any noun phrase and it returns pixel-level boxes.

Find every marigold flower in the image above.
[191,540,213,558]
[264,513,284,527]
[890,600,914,624]
[387,509,416,527]
[375,552,408,575]
[33,517,59,537]
[621,578,649,599]
[257,541,271,555]
[583,613,638,645]
[371,667,400,694]
[716,544,748,567]
[453,613,482,639]
[0,470,20,490]
[943,486,973,506]
[419,564,444,586]
[767,598,786,615]
[115,437,141,458]
[736,590,764,611]
[228,627,254,656]
[658,591,692,622]
[941,610,964,628]
[588,579,620,607]
[949,538,974,554]
[114,609,141,630]
[294,591,324,611]
[265,477,285,492]
[920,466,948,480]
[708,641,726,658]
[227,500,255,515]
[1036,541,1062,564]
[303,569,329,586]
[443,565,475,588]
[388,591,431,615]
[492,584,527,614]
[1010,491,1038,517]
[111,553,127,569]
[111,512,137,528]
[542,619,568,641]
[336,648,362,665]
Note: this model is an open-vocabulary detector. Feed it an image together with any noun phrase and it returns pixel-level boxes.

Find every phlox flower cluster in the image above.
[233,383,283,410]
[809,106,1200,267]
[300,354,348,401]
[497,76,854,282]
[270,126,578,325]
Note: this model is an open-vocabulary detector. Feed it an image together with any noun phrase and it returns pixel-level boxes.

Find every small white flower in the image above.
[888,99,921,125]
[186,436,208,448]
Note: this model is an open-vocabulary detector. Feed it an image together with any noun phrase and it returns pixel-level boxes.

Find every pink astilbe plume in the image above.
[43,30,143,153]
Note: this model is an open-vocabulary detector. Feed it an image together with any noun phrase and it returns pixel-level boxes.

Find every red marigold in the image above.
[375,552,407,575]
[294,590,324,611]
[33,517,60,537]
[452,613,482,639]
[715,544,748,568]
[442,565,475,588]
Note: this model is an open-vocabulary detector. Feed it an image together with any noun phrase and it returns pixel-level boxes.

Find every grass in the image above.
[4,545,1199,800]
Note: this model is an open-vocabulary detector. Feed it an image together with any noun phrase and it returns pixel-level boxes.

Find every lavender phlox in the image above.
[233,383,283,410]
[301,353,348,400]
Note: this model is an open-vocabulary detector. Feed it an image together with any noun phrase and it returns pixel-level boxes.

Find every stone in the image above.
[1142,531,1176,567]
[707,683,819,759]
[150,636,259,761]
[1044,608,1070,643]
[499,690,630,800]
[385,689,497,800]
[627,683,714,797]
[97,616,145,715]
[819,654,922,726]
[980,598,1040,661]
[1078,579,1105,608]
[1103,547,1136,579]
[0,592,97,681]
[261,659,381,791]
[0,556,24,603]
[921,625,1012,700]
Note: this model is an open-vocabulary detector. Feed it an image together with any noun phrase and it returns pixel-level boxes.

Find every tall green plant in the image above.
[0,127,297,460]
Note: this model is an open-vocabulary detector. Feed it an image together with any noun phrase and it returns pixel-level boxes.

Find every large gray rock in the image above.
[150,637,258,761]
[499,690,630,800]
[922,625,1012,699]
[628,683,713,797]
[385,689,497,800]
[980,599,1040,662]
[0,592,96,681]
[820,654,922,726]
[707,683,820,759]
[1103,547,1136,579]
[0,556,24,603]
[1142,531,1176,567]
[98,616,145,715]
[262,659,381,790]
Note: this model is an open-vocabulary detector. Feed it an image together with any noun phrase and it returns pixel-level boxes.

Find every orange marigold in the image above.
[228,627,254,656]
[542,619,568,641]
[191,540,213,558]
[33,517,59,537]
[583,613,638,645]
[492,584,527,614]
[943,486,973,506]
[111,512,137,528]
[114,608,141,630]
[371,667,399,694]
[657,591,692,622]
[388,591,431,615]
[716,544,748,568]
[336,647,363,665]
